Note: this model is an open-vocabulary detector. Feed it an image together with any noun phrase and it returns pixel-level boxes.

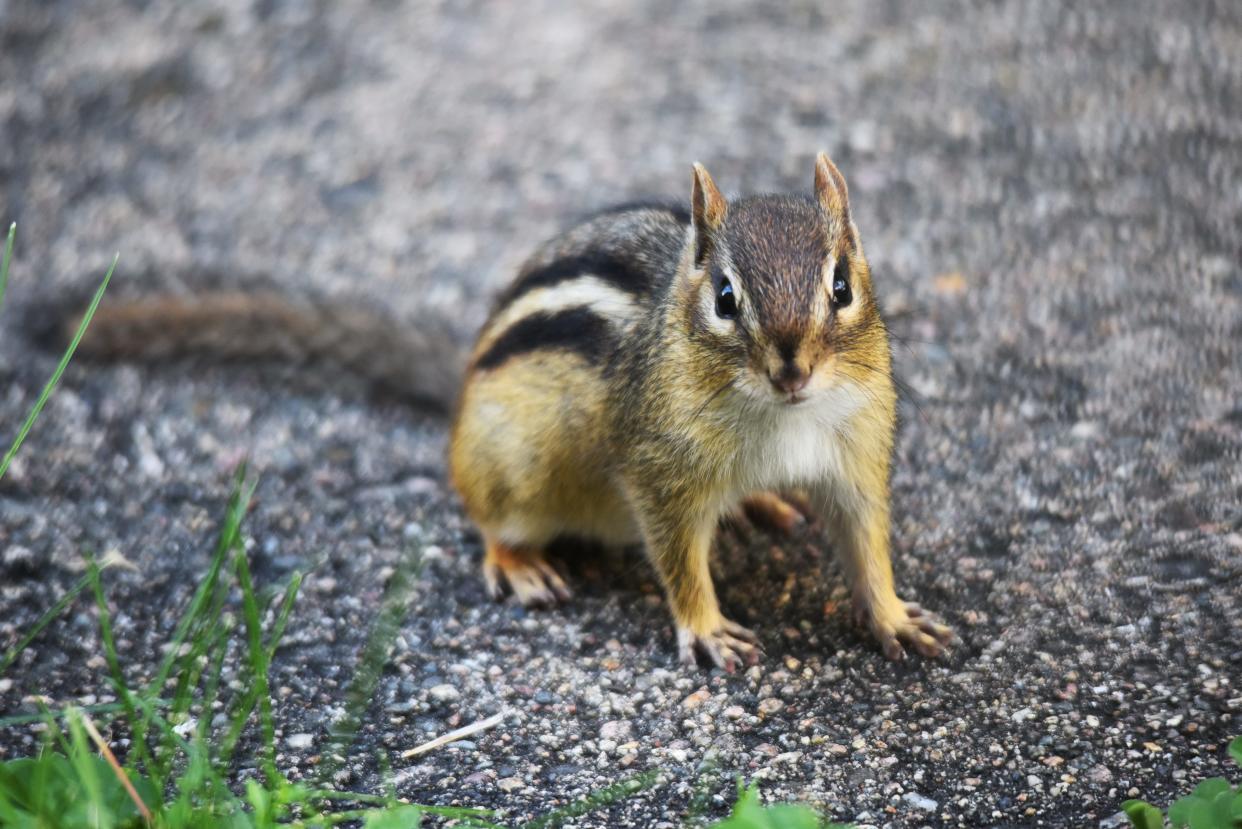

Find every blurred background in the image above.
[1,1,1240,825]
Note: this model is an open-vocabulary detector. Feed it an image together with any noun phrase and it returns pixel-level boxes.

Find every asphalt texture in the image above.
[2,1,1241,827]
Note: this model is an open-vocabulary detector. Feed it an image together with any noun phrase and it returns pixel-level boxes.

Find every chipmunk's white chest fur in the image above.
[730,381,869,494]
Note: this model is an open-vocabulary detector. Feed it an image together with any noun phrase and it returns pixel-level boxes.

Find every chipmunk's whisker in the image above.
[692,379,735,420]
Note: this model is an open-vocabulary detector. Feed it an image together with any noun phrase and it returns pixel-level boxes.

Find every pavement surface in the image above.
[2,1,1241,826]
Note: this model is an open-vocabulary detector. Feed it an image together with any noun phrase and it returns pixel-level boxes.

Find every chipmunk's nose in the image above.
[770,360,811,396]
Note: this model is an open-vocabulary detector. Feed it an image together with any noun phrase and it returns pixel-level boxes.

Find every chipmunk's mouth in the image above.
[784,393,807,405]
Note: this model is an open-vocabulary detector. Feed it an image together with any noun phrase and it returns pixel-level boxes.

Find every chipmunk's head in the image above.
[682,152,889,408]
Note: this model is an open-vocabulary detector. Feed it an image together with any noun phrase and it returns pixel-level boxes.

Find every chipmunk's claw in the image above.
[853,594,952,660]
[677,619,762,673]
[482,541,571,607]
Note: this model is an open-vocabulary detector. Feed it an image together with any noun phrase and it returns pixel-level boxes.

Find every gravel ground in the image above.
[2,1,1241,826]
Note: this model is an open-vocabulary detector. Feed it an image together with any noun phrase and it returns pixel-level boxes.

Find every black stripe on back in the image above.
[494,249,655,312]
[474,306,616,371]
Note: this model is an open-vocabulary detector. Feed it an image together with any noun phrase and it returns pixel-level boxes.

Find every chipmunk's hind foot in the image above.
[483,538,572,607]
[738,491,810,535]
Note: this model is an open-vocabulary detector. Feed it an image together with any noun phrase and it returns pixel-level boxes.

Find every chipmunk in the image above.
[62,152,952,670]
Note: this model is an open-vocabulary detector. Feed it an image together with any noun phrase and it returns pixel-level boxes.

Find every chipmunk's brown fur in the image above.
[66,153,952,670]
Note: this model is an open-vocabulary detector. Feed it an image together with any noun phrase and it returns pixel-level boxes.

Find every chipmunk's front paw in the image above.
[853,594,952,661]
[676,618,762,673]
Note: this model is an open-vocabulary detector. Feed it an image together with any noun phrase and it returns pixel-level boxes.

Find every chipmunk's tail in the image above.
[49,293,467,413]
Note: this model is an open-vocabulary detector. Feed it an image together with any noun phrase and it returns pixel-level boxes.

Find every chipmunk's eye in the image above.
[715,277,738,319]
[831,258,852,307]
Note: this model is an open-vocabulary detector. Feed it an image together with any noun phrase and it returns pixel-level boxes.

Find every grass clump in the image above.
[0,465,503,827]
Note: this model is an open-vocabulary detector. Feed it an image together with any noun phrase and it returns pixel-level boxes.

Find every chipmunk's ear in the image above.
[691,162,727,265]
[814,151,851,227]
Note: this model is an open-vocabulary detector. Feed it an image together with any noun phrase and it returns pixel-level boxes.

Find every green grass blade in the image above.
[265,571,302,663]
[27,717,72,825]
[376,748,399,804]
[36,703,74,760]
[148,464,253,694]
[64,708,110,826]
[212,570,302,774]
[159,546,238,774]
[318,549,421,786]
[213,567,302,779]
[0,222,14,313]
[195,619,233,748]
[299,787,500,822]
[0,699,173,728]
[400,804,503,824]
[218,675,265,766]
[0,251,116,480]
[233,544,279,784]
[88,559,160,800]
[0,572,92,677]
[229,546,305,790]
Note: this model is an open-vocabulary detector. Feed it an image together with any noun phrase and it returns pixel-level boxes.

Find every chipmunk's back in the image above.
[466,204,688,374]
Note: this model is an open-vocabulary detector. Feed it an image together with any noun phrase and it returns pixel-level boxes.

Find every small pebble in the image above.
[429,684,460,704]
[902,792,938,812]
[286,733,314,749]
